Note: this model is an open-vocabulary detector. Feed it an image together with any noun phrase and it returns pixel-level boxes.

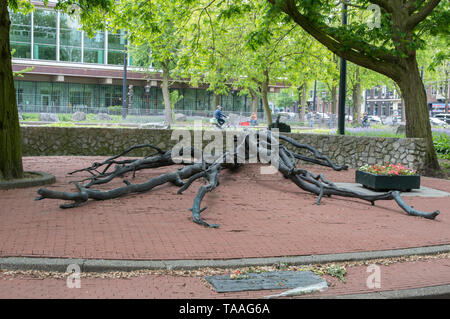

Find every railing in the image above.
[18,105,370,128]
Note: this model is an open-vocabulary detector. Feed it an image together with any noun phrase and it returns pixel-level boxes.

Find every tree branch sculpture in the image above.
[35,130,440,228]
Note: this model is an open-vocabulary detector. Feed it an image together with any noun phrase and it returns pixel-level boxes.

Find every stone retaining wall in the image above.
[20,126,427,170]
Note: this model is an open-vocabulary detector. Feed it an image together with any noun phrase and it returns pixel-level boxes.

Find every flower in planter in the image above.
[359,163,417,176]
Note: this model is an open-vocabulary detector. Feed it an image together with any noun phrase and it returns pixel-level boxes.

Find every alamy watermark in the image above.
[366,4,381,29]
[170,121,280,175]
[366,264,381,289]
[66,264,81,289]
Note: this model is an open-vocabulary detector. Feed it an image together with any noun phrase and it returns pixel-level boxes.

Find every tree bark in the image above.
[397,56,440,175]
[161,62,173,125]
[330,85,337,115]
[352,66,361,125]
[249,88,259,114]
[298,83,307,123]
[213,92,220,109]
[261,69,272,125]
[0,2,23,180]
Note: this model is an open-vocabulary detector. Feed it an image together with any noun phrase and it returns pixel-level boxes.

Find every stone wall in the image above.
[20,126,427,170]
[282,133,427,171]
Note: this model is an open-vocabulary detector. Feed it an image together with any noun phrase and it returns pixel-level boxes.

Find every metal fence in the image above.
[19,105,357,128]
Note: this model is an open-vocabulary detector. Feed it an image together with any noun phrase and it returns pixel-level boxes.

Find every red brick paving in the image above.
[0,258,449,298]
[0,156,449,261]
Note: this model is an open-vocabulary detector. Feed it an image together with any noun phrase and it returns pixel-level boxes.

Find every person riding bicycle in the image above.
[362,112,369,128]
[214,105,228,127]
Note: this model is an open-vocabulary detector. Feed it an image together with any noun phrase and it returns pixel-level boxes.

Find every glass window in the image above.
[84,32,105,64]
[107,31,125,65]
[59,13,82,62]
[68,83,84,108]
[131,86,143,109]
[10,11,32,59]
[33,9,57,60]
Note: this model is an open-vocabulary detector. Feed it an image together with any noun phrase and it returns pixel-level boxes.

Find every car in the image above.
[434,113,450,124]
[277,111,297,120]
[367,115,382,124]
[314,113,330,120]
[430,117,447,127]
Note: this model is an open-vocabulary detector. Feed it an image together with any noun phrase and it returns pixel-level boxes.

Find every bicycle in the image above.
[210,117,230,130]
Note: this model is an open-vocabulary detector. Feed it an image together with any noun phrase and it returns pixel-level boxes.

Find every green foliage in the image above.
[58,114,73,122]
[170,91,183,109]
[326,264,347,283]
[46,122,76,127]
[433,133,450,160]
[107,105,123,115]
[7,0,34,13]
[20,113,39,121]
[274,89,295,110]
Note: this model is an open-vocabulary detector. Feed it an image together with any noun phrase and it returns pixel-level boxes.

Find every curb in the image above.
[1,244,449,273]
[0,171,55,190]
[313,285,450,299]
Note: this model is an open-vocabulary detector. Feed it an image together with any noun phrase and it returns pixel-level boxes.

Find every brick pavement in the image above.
[0,157,448,261]
[0,257,449,298]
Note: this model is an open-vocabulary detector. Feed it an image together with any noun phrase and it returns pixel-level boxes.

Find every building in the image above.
[425,80,450,115]
[364,86,402,119]
[364,81,449,120]
[10,2,285,115]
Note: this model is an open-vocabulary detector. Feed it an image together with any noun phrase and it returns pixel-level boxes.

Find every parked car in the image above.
[277,111,297,120]
[434,113,450,124]
[367,115,382,124]
[314,113,330,120]
[430,117,447,127]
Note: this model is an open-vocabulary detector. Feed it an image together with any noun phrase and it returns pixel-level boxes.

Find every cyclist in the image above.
[362,112,369,128]
[214,105,228,128]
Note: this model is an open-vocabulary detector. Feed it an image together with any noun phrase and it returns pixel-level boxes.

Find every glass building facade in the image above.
[15,80,253,113]
[59,14,82,62]
[10,7,256,113]
[10,8,128,65]
[10,9,32,59]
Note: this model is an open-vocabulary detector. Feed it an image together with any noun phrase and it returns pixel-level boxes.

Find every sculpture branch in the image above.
[36,130,440,227]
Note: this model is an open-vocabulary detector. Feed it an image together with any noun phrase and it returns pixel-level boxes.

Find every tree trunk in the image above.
[0,2,23,180]
[161,62,173,125]
[261,69,272,125]
[445,67,449,112]
[329,85,337,116]
[397,57,440,175]
[298,83,307,123]
[352,66,361,125]
[249,88,259,114]
[213,92,220,109]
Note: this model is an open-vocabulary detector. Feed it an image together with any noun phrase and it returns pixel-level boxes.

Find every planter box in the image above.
[355,170,420,192]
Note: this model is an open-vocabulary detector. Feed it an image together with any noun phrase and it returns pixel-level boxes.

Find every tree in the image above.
[265,0,449,175]
[0,0,22,180]
[347,62,390,125]
[178,0,318,125]
[0,0,112,181]
[274,89,296,110]
[105,0,197,125]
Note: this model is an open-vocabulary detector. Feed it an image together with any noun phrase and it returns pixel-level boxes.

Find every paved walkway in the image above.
[0,156,449,298]
[1,256,449,298]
